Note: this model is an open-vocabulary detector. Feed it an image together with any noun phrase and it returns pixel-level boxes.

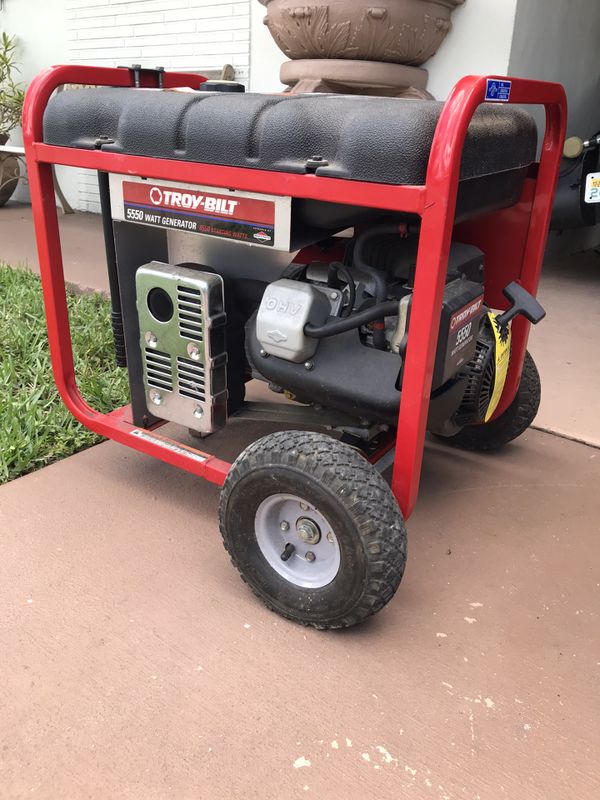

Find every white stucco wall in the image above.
[424,0,518,99]
[249,0,284,93]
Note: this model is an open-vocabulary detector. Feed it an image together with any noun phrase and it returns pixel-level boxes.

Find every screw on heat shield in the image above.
[193,406,204,419]
[187,342,201,361]
[145,331,158,347]
[149,389,163,406]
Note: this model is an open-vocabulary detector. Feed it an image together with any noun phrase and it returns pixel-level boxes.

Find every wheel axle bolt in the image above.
[297,518,321,545]
[280,520,290,532]
[305,551,316,562]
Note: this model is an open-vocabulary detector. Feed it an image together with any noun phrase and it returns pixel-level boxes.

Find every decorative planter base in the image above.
[281,58,433,98]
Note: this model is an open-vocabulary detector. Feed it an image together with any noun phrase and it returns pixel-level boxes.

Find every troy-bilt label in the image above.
[449,296,484,332]
[485,79,512,103]
[122,181,276,246]
[447,295,484,364]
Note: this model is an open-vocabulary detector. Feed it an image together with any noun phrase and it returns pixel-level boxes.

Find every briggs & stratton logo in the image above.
[254,231,272,243]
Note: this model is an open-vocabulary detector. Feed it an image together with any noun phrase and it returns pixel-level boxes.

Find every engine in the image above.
[246,232,488,431]
[107,175,502,441]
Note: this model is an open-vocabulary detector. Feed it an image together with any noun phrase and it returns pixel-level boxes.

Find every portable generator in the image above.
[24,65,566,629]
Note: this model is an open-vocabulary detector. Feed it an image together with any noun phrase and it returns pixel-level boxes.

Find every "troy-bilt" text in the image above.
[149,186,239,215]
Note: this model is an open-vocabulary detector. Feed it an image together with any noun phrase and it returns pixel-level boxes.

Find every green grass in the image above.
[0,265,129,484]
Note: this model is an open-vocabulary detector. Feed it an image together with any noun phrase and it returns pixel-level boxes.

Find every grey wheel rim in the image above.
[254,493,341,589]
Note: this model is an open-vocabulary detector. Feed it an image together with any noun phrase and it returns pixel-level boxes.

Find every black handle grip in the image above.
[495,281,546,329]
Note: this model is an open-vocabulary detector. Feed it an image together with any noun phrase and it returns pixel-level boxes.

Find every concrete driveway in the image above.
[1,205,599,799]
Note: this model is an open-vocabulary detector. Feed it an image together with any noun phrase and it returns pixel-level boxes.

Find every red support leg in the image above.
[391,203,458,518]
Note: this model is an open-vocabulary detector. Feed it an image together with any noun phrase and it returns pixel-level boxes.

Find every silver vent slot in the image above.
[177,357,205,401]
[144,348,173,392]
[136,262,227,434]
[177,286,204,342]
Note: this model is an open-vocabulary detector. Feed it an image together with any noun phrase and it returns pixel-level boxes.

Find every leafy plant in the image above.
[0,32,25,137]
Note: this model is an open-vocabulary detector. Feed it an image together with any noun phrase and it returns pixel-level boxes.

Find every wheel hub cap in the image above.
[296,517,321,545]
[254,494,340,588]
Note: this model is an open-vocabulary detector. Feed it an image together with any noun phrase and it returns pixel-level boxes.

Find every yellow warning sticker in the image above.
[485,312,512,422]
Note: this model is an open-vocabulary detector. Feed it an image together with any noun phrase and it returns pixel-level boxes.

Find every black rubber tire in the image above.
[437,351,541,452]
[219,431,407,629]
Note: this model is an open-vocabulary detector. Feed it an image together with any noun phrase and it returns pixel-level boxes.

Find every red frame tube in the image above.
[23,65,566,517]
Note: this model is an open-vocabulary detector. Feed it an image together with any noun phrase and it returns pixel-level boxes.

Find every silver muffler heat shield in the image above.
[135,262,227,434]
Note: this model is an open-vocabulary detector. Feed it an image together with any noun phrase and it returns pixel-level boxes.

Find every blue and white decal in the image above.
[485,79,512,103]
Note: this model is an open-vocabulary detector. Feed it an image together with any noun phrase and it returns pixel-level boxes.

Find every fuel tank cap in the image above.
[198,80,245,93]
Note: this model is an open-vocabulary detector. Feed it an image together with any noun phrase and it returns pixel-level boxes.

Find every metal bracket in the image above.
[117,64,166,89]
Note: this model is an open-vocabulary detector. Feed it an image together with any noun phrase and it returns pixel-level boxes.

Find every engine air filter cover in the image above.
[136,262,227,433]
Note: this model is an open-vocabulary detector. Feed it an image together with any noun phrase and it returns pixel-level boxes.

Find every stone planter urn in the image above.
[0,133,21,207]
[260,0,465,97]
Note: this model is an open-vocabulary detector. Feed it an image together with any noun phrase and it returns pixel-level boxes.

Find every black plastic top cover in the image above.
[43,88,537,186]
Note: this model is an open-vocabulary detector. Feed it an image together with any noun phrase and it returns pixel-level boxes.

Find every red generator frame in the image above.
[22,65,567,521]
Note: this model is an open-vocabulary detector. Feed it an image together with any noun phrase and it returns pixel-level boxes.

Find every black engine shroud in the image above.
[246,273,486,426]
